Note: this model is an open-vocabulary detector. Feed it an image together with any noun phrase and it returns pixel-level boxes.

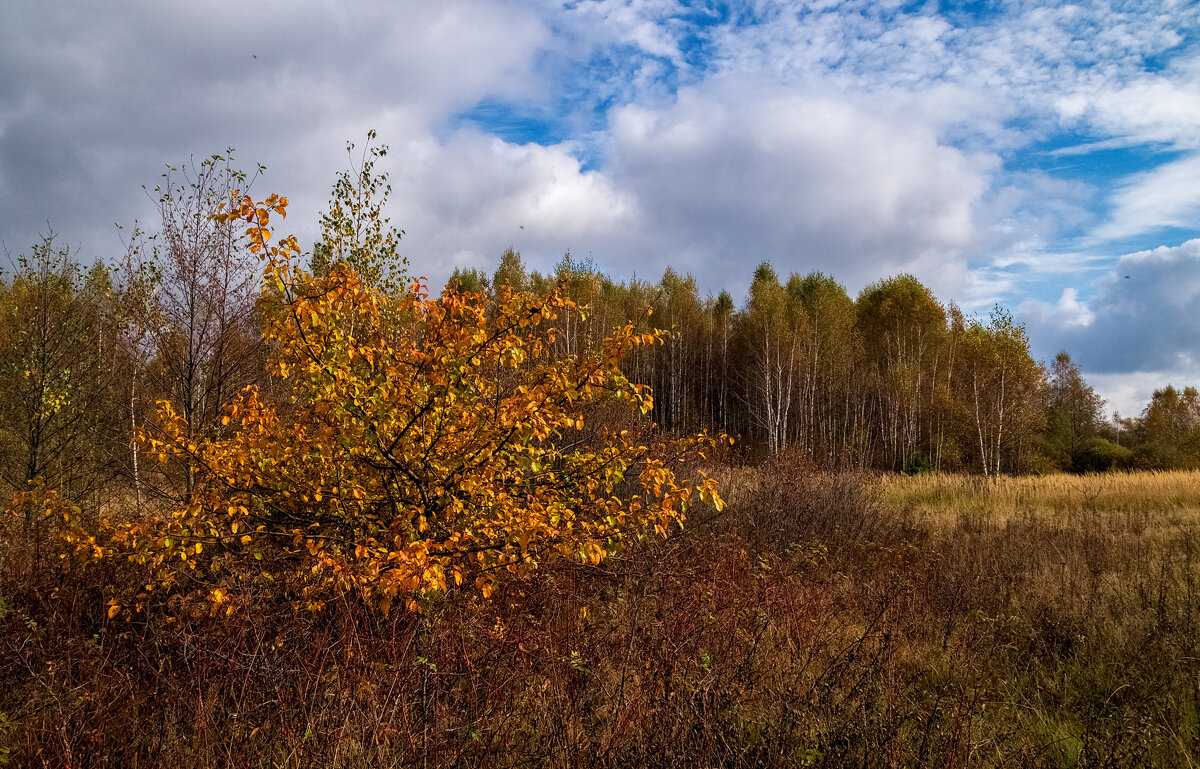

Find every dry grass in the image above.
[3,465,1200,766]
[881,468,1200,514]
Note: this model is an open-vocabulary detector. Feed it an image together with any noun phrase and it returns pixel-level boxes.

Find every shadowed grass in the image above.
[2,465,1199,766]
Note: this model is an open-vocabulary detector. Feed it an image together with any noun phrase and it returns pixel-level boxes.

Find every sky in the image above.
[2,0,1199,417]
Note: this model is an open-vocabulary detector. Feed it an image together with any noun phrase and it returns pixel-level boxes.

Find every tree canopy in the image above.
[70,193,722,618]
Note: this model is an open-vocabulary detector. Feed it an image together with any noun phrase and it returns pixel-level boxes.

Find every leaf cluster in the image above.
[73,193,722,618]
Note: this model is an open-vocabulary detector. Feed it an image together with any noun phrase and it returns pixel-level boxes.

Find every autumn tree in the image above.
[446,267,490,294]
[651,268,705,433]
[957,308,1045,476]
[1045,351,1105,470]
[88,193,722,618]
[121,153,264,499]
[1138,385,1200,468]
[856,275,947,470]
[778,274,844,460]
[0,239,122,508]
[492,247,528,293]
[0,238,126,584]
[740,263,797,454]
[930,303,967,471]
[710,290,735,433]
[312,130,406,292]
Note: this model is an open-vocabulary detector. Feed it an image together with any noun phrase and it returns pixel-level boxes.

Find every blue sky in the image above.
[2,0,1199,416]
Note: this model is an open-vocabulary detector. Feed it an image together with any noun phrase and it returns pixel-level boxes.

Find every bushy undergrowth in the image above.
[4,463,1200,767]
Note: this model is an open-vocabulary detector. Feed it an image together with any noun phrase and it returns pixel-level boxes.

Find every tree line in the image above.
[452,252,1198,475]
[1,149,1197,521]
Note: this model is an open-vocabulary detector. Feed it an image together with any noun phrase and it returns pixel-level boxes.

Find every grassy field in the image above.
[3,465,1200,766]
[881,469,1200,521]
[878,469,1200,766]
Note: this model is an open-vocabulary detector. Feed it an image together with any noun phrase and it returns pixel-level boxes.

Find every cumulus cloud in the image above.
[593,80,991,296]
[1085,370,1200,421]
[0,0,547,258]
[1,0,1199,325]
[1021,239,1200,378]
[526,0,1200,305]
[383,130,635,281]
[1020,287,1094,329]
[366,79,994,298]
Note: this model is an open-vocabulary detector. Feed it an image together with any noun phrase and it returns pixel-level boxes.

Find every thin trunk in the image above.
[131,360,142,512]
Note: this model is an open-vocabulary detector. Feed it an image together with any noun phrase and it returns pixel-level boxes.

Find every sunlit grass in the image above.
[879,469,1200,527]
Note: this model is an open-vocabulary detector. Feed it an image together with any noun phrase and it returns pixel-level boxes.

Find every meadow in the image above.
[3,464,1200,767]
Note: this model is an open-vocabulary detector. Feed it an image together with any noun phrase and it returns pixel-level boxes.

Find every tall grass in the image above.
[2,465,1199,766]
[881,469,1200,523]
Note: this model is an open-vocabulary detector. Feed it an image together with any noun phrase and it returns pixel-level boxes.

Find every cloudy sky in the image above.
[2,0,1199,416]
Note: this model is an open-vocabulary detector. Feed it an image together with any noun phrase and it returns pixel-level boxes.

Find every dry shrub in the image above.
[723,450,914,559]
[5,470,1200,767]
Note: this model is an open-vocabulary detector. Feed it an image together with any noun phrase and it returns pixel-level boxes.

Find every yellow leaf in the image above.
[107,604,120,619]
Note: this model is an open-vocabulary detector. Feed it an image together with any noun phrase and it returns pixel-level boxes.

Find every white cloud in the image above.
[0,0,549,258]
[1072,68,1200,149]
[377,79,994,296]
[1019,287,1094,330]
[593,79,992,296]
[1014,238,1200,419]
[1087,371,1191,420]
[1091,153,1200,242]
[385,130,634,282]
[1020,240,1200,403]
[699,1,1199,141]
[562,0,687,64]
[2,0,1200,331]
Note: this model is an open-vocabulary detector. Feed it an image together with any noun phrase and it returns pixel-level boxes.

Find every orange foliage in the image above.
[77,194,722,617]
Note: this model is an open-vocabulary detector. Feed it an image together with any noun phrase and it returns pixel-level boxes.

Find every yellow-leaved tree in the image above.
[88,192,722,617]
